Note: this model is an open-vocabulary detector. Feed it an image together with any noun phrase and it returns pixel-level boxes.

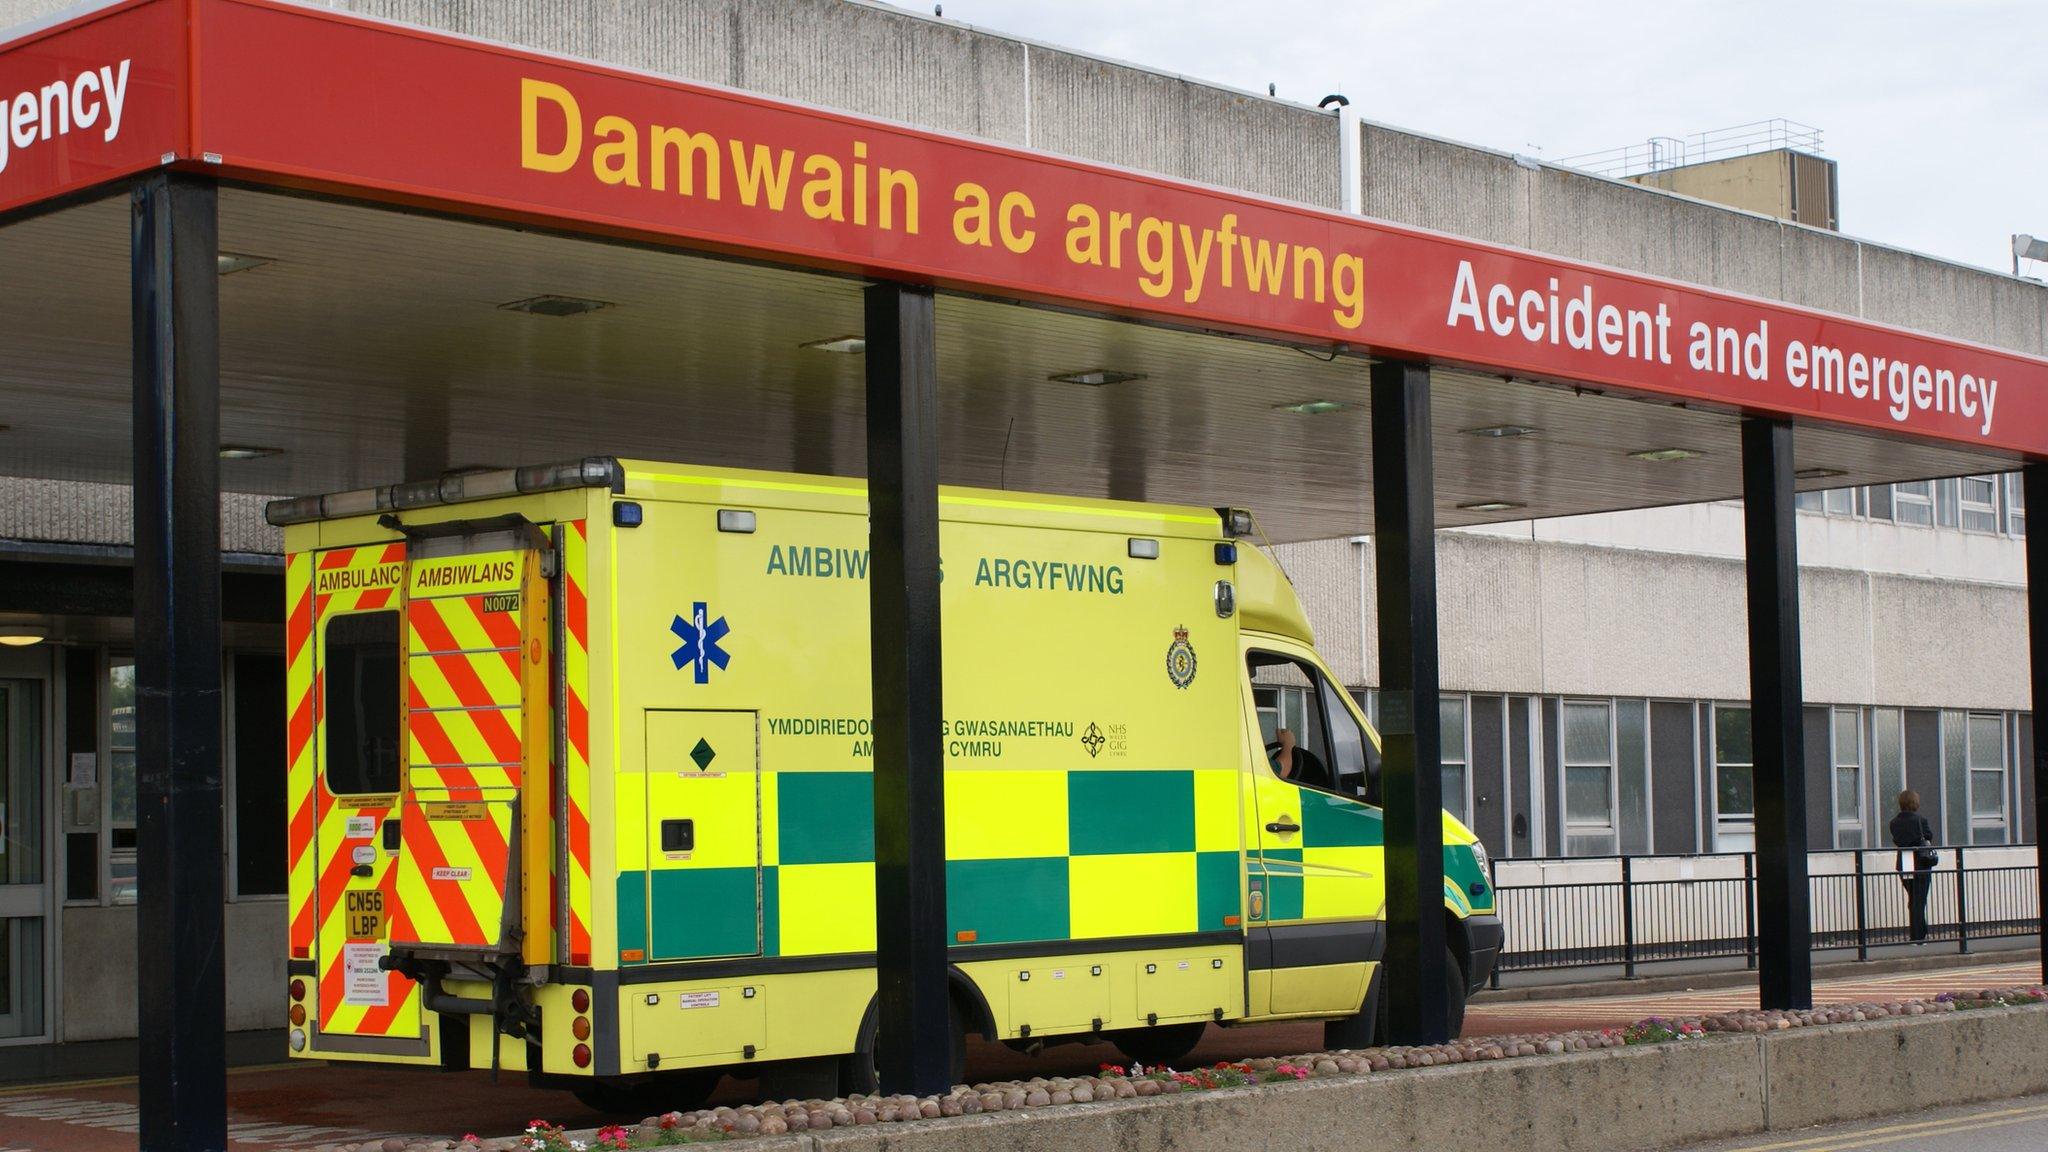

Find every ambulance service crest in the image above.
[1165,625,1198,689]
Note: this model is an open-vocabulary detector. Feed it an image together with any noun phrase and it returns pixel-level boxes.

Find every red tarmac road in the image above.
[1,961,2033,1152]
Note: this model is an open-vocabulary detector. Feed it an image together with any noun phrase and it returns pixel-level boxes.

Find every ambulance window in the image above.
[324,611,401,796]
[1246,652,1338,795]
[1321,683,1378,804]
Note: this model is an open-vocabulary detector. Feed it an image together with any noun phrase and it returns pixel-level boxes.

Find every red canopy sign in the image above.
[5,0,2045,457]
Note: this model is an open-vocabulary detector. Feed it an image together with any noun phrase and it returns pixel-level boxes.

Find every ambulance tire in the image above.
[1109,1022,1206,1069]
[569,1071,719,1118]
[1323,947,1464,1046]
[841,996,968,1096]
[1443,945,1468,1038]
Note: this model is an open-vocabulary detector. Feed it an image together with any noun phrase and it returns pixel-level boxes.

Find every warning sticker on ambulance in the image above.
[424,802,488,821]
[345,815,377,839]
[342,943,388,1007]
[677,991,720,1010]
[432,866,472,882]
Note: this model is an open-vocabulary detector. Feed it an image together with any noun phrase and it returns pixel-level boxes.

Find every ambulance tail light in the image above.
[267,457,624,525]
[290,978,306,1001]
[571,988,591,1014]
[572,1043,592,1069]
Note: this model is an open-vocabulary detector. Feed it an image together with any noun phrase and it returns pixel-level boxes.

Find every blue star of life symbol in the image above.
[669,601,731,684]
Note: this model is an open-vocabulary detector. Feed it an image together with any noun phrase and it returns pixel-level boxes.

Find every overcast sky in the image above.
[939,1,2047,275]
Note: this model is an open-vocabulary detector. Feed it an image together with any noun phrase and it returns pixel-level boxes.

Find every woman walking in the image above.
[1888,790,1937,943]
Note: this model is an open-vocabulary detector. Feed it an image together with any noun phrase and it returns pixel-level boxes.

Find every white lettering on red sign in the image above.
[0,59,130,176]
[1445,259,2004,440]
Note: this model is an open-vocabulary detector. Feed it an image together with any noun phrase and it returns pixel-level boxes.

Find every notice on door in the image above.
[342,943,388,1007]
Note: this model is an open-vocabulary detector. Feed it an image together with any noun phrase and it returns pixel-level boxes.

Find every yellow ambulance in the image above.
[274,458,1500,1110]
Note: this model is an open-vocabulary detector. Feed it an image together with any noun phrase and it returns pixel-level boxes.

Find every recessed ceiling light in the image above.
[1629,447,1702,462]
[1463,424,1539,439]
[499,294,612,317]
[1456,500,1525,512]
[219,445,282,460]
[1274,400,1348,415]
[216,252,272,275]
[801,336,867,354]
[1048,369,1147,387]
[1795,467,1847,481]
[0,625,48,647]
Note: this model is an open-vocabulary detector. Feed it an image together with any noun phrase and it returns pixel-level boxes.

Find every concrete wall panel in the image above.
[1777,225,1863,316]
[736,1,1027,143]
[1868,574,2029,710]
[341,0,740,87]
[1270,538,1366,687]
[1856,244,2000,345]
[1359,126,1529,248]
[60,900,283,1041]
[1797,568,1873,706]
[1437,533,1542,693]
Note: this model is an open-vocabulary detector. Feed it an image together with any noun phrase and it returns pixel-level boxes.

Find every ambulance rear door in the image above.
[308,541,424,1052]
[389,518,554,964]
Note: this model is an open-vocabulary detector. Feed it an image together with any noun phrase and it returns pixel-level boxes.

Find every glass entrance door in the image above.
[0,680,47,1041]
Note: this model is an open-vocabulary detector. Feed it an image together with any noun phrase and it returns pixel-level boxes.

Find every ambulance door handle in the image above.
[382,820,401,851]
[661,819,695,854]
[350,863,374,878]
[1265,820,1300,834]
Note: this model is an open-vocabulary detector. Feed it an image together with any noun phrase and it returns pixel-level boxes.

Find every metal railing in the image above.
[1553,118,1825,179]
[1487,846,2039,986]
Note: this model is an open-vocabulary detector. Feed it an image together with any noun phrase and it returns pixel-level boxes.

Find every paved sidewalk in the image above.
[0,960,2036,1151]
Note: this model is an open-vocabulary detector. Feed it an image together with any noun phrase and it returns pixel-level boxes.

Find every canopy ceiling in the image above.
[0,188,2014,544]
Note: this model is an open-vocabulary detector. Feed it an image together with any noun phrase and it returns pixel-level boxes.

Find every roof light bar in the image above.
[265,457,624,526]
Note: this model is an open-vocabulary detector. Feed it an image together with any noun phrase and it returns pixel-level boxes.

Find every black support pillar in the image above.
[2026,464,2048,985]
[132,172,226,1151]
[864,282,952,1095]
[1741,417,1811,1010]
[1371,359,1448,1044]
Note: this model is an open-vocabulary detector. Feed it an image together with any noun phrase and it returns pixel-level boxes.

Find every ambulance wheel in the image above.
[1109,1022,1206,1069]
[569,1071,718,1118]
[841,996,968,1096]
[1443,945,1468,1038]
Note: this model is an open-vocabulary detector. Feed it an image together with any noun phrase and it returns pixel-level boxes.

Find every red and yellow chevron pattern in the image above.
[297,542,422,1040]
[562,520,593,966]
[391,553,527,952]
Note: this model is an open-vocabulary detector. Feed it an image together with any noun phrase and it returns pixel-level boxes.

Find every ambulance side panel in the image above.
[601,473,1245,1067]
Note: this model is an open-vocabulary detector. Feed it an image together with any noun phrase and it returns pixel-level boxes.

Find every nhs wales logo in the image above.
[669,602,731,684]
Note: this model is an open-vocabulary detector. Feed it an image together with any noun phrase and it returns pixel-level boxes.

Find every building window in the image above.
[2007,473,2027,538]
[81,648,289,907]
[1823,486,1857,517]
[107,658,138,904]
[1712,704,1754,852]
[1870,708,1906,847]
[1440,695,1469,826]
[1966,712,2007,845]
[1960,476,1999,534]
[1831,707,1864,848]
[1562,700,1616,856]
[1892,481,1933,527]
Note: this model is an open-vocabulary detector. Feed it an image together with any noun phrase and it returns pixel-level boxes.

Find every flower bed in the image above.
[343,984,2048,1152]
